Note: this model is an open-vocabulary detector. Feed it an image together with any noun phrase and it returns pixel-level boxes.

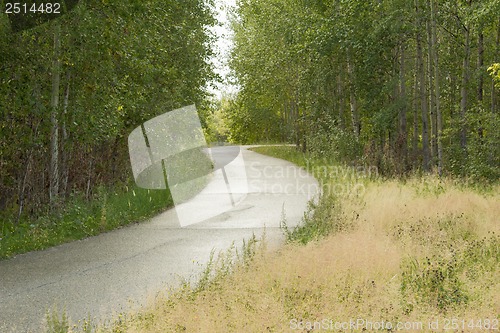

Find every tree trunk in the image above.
[337,73,345,130]
[399,43,408,169]
[430,0,443,176]
[477,31,484,103]
[17,121,39,223]
[347,50,360,139]
[86,154,93,200]
[476,30,484,141]
[460,23,470,151]
[49,23,61,203]
[61,71,71,197]
[291,96,300,148]
[492,17,500,114]
[413,57,419,167]
[427,19,438,164]
[17,151,32,224]
[415,0,430,171]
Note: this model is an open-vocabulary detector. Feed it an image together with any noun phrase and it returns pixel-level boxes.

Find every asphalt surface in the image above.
[0,146,319,332]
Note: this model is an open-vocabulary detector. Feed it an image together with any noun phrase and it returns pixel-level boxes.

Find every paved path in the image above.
[0,146,318,332]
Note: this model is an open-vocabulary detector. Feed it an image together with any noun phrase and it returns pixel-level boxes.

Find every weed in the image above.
[399,218,499,313]
[45,309,70,333]
[401,254,469,313]
[284,194,347,244]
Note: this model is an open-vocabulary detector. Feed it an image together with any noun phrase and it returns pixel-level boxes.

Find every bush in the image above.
[444,111,500,182]
[306,116,363,163]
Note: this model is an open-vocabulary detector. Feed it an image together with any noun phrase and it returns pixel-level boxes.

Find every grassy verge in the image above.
[0,185,173,260]
[250,146,308,171]
[45,145,499,332]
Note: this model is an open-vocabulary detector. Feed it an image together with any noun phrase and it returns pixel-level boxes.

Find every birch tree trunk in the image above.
[492,17,500,114]
[430,0,443,176]
[49,23,61,203]
[415,0,430,171]
[337,73,345,130]
[460,23,470,151]
[413,57,419,167]
[476,29,484,141]
[477,31,484,104]
[61,71,71,196]
[399,43,408,169]
[347,50,360,139]
[427,19,437,162]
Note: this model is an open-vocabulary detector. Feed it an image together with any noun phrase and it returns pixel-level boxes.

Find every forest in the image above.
[0,1,216,223]
[221,0,500,180]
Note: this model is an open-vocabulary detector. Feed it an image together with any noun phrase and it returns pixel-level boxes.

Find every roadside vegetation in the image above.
[0,184,171,260]
[45,146,499,332]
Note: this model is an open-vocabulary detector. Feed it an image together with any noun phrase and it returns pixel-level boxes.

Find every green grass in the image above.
[250,145,308,170]
[0,184,173,260]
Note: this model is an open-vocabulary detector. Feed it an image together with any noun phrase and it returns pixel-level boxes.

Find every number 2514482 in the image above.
[5,3,61,14]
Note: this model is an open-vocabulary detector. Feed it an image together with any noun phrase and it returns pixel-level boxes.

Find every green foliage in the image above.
[306,115,363,163]
[488,63,500,88]
[205,108,230,144]
[443,111,500,181]
[229,0,500,182]
[203,96,236,144]
[223,96,284,144]
[45,309,70,333]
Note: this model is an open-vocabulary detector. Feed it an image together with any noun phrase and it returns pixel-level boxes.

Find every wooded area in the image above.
[0,1,216,219]
[224,0,500,180]
[1,0,499,235]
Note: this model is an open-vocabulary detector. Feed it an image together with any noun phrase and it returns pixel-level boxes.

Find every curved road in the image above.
[0,146,318,332]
